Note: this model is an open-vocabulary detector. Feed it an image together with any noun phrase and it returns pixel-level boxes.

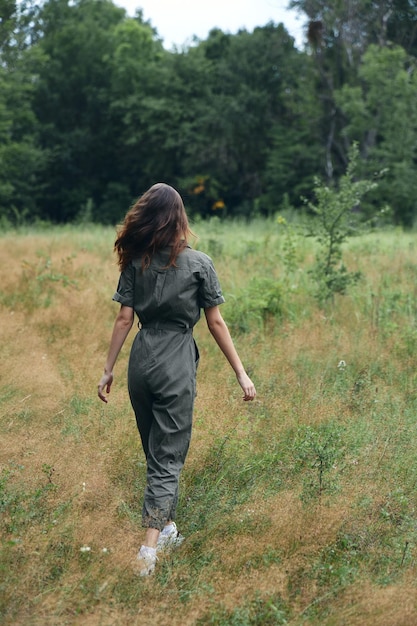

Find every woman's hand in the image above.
[97,305,134,404]
[97,371,114,403]
[237,371,256,401]
[204,306,256,402]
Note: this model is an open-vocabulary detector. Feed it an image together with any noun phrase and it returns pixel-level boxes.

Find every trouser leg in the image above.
[141,387,194,530]
[128,334,153,458]
[128,331,198,530]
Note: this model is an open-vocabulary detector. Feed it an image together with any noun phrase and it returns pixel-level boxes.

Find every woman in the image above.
[97,183,256,576]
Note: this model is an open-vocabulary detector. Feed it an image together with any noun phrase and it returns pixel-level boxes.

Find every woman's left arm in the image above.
[204,305,256,401]
[97,305,134,403]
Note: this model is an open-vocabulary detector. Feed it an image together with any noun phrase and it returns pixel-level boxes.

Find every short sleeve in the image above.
[112,263,135,307]
[198,258,225,309]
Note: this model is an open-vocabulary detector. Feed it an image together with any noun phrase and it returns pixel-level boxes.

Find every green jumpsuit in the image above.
[113,245,225,530]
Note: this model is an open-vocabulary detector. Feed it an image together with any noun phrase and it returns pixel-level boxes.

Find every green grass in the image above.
[1,221,417,624]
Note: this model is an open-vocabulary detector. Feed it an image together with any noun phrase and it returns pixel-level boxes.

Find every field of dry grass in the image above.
[1,222,417,625]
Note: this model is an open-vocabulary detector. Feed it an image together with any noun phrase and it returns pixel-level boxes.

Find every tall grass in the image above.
[1,221,417,625]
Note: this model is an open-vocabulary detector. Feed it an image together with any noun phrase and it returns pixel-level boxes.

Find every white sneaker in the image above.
[156,522,184,553]
[136,545,157,576]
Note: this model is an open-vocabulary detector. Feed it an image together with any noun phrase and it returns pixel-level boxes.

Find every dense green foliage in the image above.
[1,0,417,224]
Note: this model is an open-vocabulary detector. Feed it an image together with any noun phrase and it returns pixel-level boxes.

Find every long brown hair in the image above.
[114,183,193,271]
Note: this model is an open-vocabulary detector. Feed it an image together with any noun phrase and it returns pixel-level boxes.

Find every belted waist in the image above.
[140,320,192,333]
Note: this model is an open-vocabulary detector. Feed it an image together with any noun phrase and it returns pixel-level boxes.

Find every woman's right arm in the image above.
[97,304,134,403]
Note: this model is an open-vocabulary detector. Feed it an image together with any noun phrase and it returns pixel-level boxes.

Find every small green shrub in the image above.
[224,276,283,333]
[293,422,345,502]
[307,143,377,304]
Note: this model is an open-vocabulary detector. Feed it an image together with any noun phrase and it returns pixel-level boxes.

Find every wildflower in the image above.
[276,215,287,225]
[337,360,346,369]
[80,545,91,553]
[102,548,109,553]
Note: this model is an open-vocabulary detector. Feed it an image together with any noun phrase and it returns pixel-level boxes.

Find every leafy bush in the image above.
[307,143,377,304]
[223,276,283,333]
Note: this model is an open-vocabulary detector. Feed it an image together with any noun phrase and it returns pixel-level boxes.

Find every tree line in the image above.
[1,0,417,225]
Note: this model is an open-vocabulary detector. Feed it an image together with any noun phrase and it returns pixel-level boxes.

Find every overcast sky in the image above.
[114,0,306,49]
